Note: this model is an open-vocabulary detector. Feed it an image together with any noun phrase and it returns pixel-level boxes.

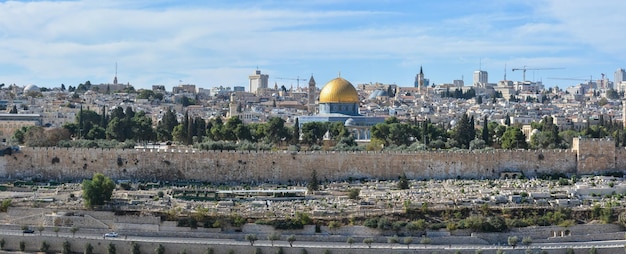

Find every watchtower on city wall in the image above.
[0,146,588,182]
[572,137,619,175]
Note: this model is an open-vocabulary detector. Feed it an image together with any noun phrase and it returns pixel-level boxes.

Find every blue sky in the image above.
[0,0,625,91]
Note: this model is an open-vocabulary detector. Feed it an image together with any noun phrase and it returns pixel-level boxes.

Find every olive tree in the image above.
[287,234,296,247]
[245,234,258,246]
[82,173,115,208]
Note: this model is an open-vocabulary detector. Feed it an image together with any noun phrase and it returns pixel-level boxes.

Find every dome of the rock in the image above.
[318,77,359,103]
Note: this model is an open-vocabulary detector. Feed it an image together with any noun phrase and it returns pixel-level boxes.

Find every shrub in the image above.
[328,221,341,233]
[84,243,94,254]
[107,243,116,254]
[40,241,50,253]
[62,240,71,254]
[363,238,374,248]
[364,218,378,228]
[404,237,413,248]
[348,188,360,200]
[522,236,533,246]
[377,217,392,230]
[0,199,11,212]
[387,235,399,244]
[131,241,141,254]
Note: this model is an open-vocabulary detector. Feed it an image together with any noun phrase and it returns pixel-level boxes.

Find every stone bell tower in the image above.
[307,75,316,114]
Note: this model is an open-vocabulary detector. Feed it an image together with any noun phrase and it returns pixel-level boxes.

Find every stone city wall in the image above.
[0,147,583,182]
[573,138,618,174]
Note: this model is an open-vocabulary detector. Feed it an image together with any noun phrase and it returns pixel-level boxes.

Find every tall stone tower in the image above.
[572,137,616,174]
[307,75,316,114]
[229,93,238,118]
[416,66,425,93]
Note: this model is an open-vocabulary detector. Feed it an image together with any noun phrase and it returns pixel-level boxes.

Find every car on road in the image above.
[22,229,34,234]
[104,232,118,238]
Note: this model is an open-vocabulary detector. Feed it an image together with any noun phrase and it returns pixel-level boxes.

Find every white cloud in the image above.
[0,0,623,88]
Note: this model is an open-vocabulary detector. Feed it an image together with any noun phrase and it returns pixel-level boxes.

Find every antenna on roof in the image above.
[504,63,507,81]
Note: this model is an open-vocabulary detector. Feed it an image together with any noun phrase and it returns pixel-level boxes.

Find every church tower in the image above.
[416,66,425,93]
[307,75,316,114]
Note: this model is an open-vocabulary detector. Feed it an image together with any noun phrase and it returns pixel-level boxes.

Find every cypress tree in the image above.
[100,105,107,128]
[292,118,300,145]
[79,104,83,139]
[482,116,491,145]
[184,111,192,145]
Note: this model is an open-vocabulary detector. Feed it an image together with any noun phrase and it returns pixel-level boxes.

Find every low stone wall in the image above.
[115,222,159,232]
[114,215,160,225]
[322,225,380,237]
[472,224,625,245]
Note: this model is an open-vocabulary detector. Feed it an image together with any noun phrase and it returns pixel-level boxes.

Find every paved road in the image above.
[4,229,625,251]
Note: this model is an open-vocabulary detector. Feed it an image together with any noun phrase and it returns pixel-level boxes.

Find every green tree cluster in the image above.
[82,173,115,208]
[452,114,475,149]
[60,105,155,143]
[530,116,563,149]
[501,126,527,149]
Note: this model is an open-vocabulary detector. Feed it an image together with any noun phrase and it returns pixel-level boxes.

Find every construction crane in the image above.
[548,76,598,91]
[276,76,308,88]
[548,76,593,83]
[512,66,563,82]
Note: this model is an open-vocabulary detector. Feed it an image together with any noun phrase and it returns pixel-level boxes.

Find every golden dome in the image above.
[318,77,359,103]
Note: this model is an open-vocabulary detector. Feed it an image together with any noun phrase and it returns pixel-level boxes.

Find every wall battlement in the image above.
[0,138,621,182]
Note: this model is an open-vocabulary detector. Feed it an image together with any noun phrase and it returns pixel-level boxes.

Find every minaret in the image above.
[418,66,425,93]
[113,62,118,85]
[307,75,316,114]
[229,92,238,118]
